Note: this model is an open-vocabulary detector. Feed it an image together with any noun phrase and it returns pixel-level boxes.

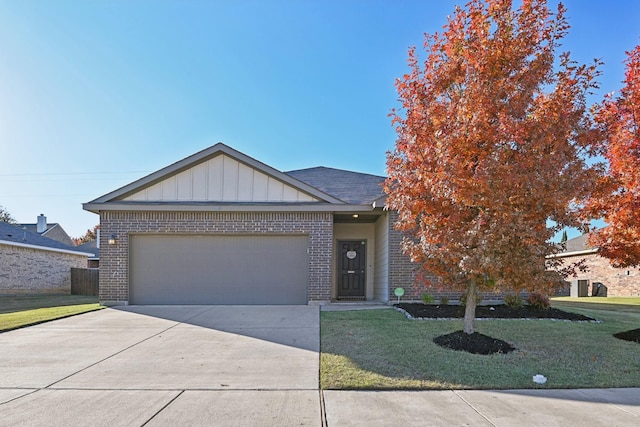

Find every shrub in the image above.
[526,292,550,310]
[421,293,435,304]
[439,296,450,305]
[460,292,483,307]
[503,294,524,308]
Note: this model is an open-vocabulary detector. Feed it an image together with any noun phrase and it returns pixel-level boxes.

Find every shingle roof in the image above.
[19,223,57,234]
[0,221,84,253]
[562,233,595,253]
[286,167,386,205]
[76,240,99,258]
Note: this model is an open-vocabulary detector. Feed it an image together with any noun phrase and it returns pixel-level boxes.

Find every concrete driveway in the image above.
[0,305,321,426]
[2,305,639,426]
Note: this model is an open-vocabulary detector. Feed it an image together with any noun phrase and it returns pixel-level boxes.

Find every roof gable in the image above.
[19,223,74,246]
[563,234,593,253]
[85,143,345,208]
[123,153,318,203]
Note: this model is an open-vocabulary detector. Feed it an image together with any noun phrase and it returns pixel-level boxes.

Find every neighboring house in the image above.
[0,221,93,294]
[83,143,415,306]
[76,240,99,268]
[19,214,75,247]
[554,233,640,297]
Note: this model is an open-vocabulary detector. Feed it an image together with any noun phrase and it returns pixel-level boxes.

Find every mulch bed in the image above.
[395,303,599,355]
[395,303,597,321]
[433,331,516,355]
[613,328,640,344]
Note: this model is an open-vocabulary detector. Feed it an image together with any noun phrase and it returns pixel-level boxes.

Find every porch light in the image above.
[108,234,117,245]
[352,214,359,218]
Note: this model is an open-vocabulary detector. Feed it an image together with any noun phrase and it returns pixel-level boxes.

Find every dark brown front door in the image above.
[337,240,366,300]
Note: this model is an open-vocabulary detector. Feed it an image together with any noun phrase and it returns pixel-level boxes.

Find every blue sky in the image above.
[0,0,638,239]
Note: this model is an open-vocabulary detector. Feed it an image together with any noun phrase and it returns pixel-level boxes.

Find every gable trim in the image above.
[85,143,345,207]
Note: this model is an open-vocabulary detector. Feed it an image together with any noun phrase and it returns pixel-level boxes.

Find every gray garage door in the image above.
[129,234,309,305]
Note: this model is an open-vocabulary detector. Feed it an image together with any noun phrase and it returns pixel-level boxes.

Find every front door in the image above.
[337,240,366,300]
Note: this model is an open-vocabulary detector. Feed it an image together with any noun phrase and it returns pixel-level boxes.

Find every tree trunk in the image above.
[463,281,477,334]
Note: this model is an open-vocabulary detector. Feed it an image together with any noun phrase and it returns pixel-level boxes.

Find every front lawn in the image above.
[0,294,103,332]
[552,296,640,314]
[321,300,640,390]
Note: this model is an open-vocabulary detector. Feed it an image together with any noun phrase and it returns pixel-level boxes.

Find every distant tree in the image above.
[560,230,568,243]
[587,45,640,268]
[0,205,17,224]
[385,0,603,334]
[73,225,100,246]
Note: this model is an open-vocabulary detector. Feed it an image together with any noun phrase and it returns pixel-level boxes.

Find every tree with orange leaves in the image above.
[73,225,100,246]
[385,0,604,334]
[587,45,640,268]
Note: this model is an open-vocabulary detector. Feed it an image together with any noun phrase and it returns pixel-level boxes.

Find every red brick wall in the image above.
[387,211,418,300]
[98,211,333,305]
[386,212,575,302]
[562,253,640,297]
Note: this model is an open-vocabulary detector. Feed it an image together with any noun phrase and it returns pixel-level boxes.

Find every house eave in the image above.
[547,248,599,259]
[83,201,379,214]
[372,195,387,209]
[0,240,94,257]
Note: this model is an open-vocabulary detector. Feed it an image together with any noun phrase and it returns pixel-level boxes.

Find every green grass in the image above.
[552,296,640,314]
[0,294,103,332]
[552,296,640,305]
[321,301,640,390]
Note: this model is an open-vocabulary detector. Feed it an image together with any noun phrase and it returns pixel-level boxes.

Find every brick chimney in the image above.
[36,214,47,233]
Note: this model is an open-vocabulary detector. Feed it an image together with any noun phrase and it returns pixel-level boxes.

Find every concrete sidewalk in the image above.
[2,387,638,426]
[323,388,640,426]
[1,306,639,426]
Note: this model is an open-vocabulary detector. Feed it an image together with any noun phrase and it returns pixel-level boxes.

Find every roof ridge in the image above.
[286,166,387,179]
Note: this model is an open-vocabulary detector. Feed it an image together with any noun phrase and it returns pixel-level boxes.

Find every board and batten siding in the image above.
[123,154,318,203]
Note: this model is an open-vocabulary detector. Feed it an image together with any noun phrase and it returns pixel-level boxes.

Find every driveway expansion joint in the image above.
[140,390,185,427]
[452,390,498,427]
[42,321,183,389]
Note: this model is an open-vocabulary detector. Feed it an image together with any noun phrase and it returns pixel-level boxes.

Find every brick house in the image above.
[83,143,415,306]
[0,221,92,294]
[554,233,640,297]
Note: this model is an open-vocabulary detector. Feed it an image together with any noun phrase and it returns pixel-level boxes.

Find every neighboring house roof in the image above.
[84,143,383,213]
[555,233,598,258]
[19,222,75,247]
[76,240,99,260]
[564,234,593,252]
[286,167,386,205]
[0,222,92,256]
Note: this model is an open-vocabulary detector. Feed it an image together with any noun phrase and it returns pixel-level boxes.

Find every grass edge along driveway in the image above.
[321,298,640,390]
[0,295,103,332]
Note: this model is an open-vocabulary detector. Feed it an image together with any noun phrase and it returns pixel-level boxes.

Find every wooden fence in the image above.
[71,268,99,296]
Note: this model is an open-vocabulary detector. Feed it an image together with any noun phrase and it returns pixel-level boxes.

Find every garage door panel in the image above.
[130,235,308,305]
